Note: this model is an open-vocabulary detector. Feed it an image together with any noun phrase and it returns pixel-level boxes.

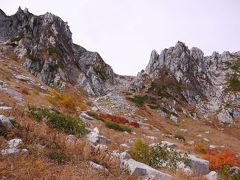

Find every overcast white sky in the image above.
[1,0,240,75]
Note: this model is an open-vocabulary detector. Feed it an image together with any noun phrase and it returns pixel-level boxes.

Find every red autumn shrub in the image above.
[128,121,140,128]
[203,150,240,170]
[99,113,129,124]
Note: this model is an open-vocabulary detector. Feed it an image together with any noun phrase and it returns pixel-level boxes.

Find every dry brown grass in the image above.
[46,89,87,114]
[0,107,137,179]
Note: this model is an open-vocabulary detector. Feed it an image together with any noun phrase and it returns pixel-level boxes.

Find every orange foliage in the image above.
[203,150,240,170]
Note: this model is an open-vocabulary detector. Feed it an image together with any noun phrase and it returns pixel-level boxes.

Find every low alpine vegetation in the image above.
[104,119,132,133]
[47,151,71,164]
[28,106,88,136]
[46,89,86,114]
[127,95,148,106]
[203,149,240,170]
[87,112,140,132]
[131,139,190,169]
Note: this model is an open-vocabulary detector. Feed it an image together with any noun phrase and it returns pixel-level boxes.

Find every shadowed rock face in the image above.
[0,7,116,96]
[129,41,240,123]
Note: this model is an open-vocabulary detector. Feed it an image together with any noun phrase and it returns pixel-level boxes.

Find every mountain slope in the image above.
[0,7,116,96]
[129,41,240,123]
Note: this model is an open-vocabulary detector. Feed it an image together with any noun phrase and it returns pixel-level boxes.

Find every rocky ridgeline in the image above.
[129,41,240,123]
[1,7,240,124]
[0,7,116,96]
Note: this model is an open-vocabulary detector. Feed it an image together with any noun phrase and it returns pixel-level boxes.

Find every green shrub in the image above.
[219,165,240,180]
[131,140,190,169]
[47,47,60,56]
[127,95,148,106]
[47,151,71,164]
[131,139,149,164]
[94,68,107,81]
[87,111,105,121]
[229,78,240,92]
[28,106,50,122]
[104,119,132,133]
[148,104,159,109]
[10,34,23,42]
[46,112,87,136]
[149,144,190,169]
[0,124,9,137]
[28,106,88,136]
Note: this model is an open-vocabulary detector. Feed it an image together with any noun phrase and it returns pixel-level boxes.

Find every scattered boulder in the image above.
[120,144,130,148]
[91,106,99,112]
[203,138,209,142]
[0,106,12,110]
[89,161,109,172]
[187,141,195,145]
[111,150,131,160]
[205,171,218,180]
[0,87,24,102]
[87,127,111,144]
[122,158,173,180]
[188,155,209,175]
[209,144,224,149]
[1,138,28,155]
[180,128,188,133]
[15,74,32,82]
[0,115,15,129]
[80,112,95,121]
[161,141,177,149]
[229,166,240,175]
[170,115,178,123]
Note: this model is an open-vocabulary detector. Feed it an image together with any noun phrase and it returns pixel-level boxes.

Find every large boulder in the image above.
[123,158,173,180]
[188,155,209,175]
[0,115,15,129]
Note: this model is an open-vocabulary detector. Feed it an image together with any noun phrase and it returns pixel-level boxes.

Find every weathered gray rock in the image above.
[1,138,28,155]
[161,141,177,149]
[89,161,109,172]
[111,150,131,160]
[123,158,173,180]
[0,7,116,96]
[205,171,218,180]
[129,41,240,123]
[87,127,111,144]
[0,115,15,129]
[80,112,95,121]
[229,166,240,175]
[0,87,24,102]
[188,155,209,175]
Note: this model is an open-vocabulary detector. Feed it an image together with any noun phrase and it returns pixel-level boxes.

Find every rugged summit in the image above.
[129,41,240,123]
[0,7,116,96]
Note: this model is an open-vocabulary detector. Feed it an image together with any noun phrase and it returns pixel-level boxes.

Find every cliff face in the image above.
[0,7,116,96]
[129,42,240,123]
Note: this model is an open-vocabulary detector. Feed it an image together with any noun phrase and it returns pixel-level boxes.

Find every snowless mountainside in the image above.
[0,7,240,180]
[130,41,240,123]
[0,7,116,96]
